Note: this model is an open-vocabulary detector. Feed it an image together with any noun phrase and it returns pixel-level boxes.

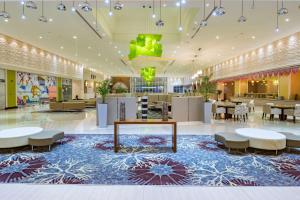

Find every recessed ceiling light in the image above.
[60,46,64,49]
[114,46,118,49]
[231,46,235,50]
[206,3,210,7]
[48,18,53,22]
[98,53,101,56]
[163,3,167,7]
[285,18,290,22]
[176,2,180,7]
[215,35,220,40]
[251,35,256,39]
[39,36,43,39]
[118,50,121,54]
[72,35,77,39]
[88,46,91,49]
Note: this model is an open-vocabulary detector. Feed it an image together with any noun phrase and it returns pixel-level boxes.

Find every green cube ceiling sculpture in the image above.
[140,67,156,85]
[128,34,162,60]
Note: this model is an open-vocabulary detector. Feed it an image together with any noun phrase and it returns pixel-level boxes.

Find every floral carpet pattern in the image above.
[0,134,299,186]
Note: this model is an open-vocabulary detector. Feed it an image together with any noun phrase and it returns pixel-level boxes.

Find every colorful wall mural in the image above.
[17,72,57,105]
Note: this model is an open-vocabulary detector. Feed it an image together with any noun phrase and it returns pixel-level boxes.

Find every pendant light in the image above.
[0,1,10,21]
[81,1,92,12]
[152,0,156,18]
[200,0,207,27]
[71,1,76,12]
[109,0,113,16]
[0,0,10,22]
[155,0,164,27]
[215,0,225,16]
[57,1,67,11]
[38,0,48,23]
[278,0,288,15]
[238,0,247,23]
[21,3,26,19]
[25,1,37,9]
[178,0,183,31]
[275,0,280,32]
[251,0,255,9]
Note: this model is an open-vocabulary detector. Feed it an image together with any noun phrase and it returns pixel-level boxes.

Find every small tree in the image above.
[198,75,216,102]
[97,79,111,104]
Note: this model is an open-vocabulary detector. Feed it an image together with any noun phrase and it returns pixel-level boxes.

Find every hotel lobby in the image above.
[0,0,300,199]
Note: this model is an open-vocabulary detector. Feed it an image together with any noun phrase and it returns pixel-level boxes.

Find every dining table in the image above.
[271,105,295,121]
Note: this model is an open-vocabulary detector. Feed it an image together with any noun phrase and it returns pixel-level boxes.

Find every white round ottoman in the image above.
[236,128,286,151]
[0,127,43,148]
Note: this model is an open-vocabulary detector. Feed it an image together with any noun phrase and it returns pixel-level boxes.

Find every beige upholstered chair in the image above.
[228,105,247,122]
[262,103,281,120]
[284,104,300,123]
[248,99,255,112]
[211,103,226,119]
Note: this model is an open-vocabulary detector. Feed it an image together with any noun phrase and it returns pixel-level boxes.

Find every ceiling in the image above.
[0,0,300,77]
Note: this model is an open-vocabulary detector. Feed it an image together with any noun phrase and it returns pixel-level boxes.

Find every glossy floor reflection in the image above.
[0,105,300,136]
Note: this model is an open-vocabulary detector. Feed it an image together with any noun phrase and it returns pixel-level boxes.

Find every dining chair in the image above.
[212,103,226,119]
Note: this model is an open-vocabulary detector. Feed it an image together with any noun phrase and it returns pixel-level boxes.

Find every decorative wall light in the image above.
[0,0,10,22]
[57,1,67,11]
[238,0,247,23]
[25,1,37,9]
[156,0,164,27]
[38,0,48,23]
[141,67,156,85]
[81,1,92,12]
[128,34,162,60]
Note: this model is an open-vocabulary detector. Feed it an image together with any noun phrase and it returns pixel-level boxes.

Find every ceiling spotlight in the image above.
[114,1,123,10]
[71,1,76,11]
[57,1,67,11]
[152,14,156,18]
[109,11,113,16]
[176,2,180,7]
[25,1,37,9]
[275,26,280,32]
[80,1,92,12]
[21,14,26,19]
[156,19,164,27]
[178,26,183,31]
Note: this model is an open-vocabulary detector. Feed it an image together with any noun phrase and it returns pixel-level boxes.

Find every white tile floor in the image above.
[0,105,300,200]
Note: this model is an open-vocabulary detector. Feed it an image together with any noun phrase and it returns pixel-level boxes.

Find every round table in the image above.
[235,128,286,150]
[0,127,43,148]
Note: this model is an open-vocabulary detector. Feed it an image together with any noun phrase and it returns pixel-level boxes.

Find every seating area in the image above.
[1,1,300,199]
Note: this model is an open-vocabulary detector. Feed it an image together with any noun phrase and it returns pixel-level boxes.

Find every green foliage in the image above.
[141,67,156,86]
[198,75,216,102]
[128,34,162,60]
[115,85,127,93]
[97,79,111,103]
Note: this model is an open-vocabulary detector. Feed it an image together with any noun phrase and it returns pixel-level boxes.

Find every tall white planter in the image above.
[203,102,212,124]
[97,103,108,128]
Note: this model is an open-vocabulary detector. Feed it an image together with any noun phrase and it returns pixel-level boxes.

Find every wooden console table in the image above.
[114,119,177,153]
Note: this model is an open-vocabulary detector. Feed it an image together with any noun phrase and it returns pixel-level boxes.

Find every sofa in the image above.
[49,102,85,111]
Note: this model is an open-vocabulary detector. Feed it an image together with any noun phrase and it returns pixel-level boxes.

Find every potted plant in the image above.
[96,79,110,128]
[198,75,216,123]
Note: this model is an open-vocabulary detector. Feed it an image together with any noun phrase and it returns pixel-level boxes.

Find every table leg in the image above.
[172,123,177,153]
[114,124,118,153]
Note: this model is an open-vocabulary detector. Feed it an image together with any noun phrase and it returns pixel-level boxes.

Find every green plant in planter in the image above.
[97,79,111,104]
[198,75,216,102]
[115,85,127,93]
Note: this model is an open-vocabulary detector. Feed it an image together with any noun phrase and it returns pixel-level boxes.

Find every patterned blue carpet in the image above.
[0,134,299,186]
